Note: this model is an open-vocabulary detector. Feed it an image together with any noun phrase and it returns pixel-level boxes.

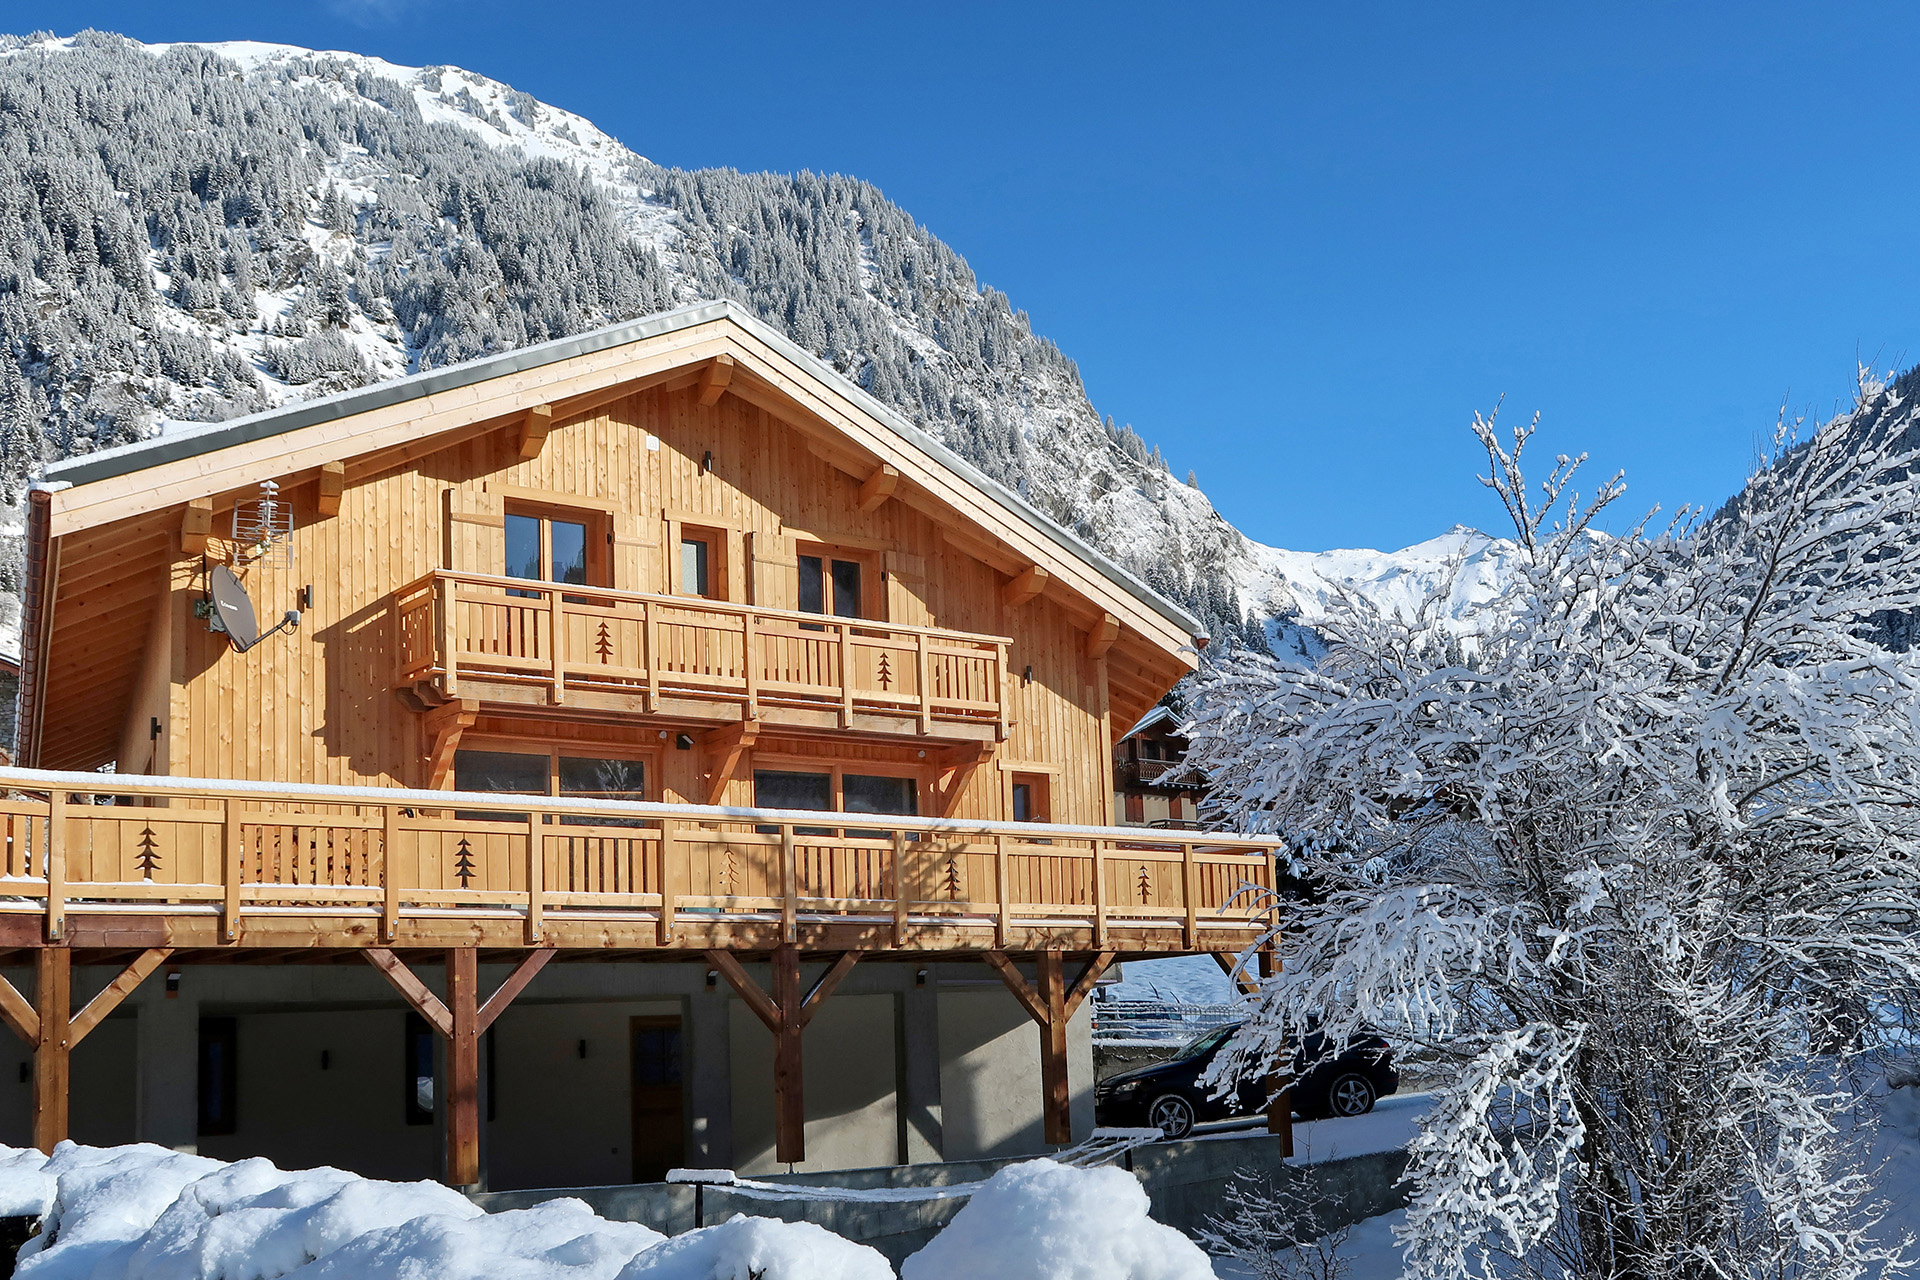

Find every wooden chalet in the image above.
[1113,706,1207,828]
[0,300,1278,1188]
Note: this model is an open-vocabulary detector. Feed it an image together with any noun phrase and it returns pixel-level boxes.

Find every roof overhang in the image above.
[25,301,1203,769]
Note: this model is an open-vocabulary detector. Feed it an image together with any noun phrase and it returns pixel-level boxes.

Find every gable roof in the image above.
[21,300,1202,769]
[41,300,1200,641]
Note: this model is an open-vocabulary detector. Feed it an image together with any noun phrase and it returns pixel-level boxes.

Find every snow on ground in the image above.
[903,1159,1211,1280]
[0,1140,1215,1280]
[0,1142,880,1280]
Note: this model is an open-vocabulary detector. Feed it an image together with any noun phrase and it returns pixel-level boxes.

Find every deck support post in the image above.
[33,947,70,1154]
[984,949,1114,1146]
[445,948,480,1188]
[772,945,803,1164]
[707,947,860,1167]
[362,947,552,1188]
[1259,947,1294,1158]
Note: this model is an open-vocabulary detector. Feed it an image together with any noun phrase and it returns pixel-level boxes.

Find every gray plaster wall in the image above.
[0,958,1073,1190]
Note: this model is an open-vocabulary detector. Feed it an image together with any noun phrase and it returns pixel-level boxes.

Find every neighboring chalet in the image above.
[0,301,1278,1189]
[1113,706,1205,828]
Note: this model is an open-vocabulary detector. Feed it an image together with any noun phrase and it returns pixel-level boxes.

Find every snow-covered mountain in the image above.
[0,31,1509,661]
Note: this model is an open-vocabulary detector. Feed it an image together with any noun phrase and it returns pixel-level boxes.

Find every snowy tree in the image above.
[1189,375,1920,1280]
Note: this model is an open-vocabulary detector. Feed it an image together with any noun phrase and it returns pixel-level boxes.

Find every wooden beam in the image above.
[697,354,735,407]
[0,972,39,1044]
[934,743,996,818]
[1086,613,1122,660]
[705,949,781,1032]
[1062,951,1117,1019]
[315,461,346,517]
[362,948,452,1038]
[445,948,480,1187]
[699,722,760,806]
[69,947,171,1047]
[771,943,804,1163]
[982,951,1047,1025]
[33,947,69,1153]
[1000,564,1048,609]
[180,498,213,556]
[939,524,1025,579]
[1212,951,1260,996]
[475,948,554,1034]
[516,404,554,460]
[1260,947,1293,1157]
[797,951,859,1031]
[1037,950,1071,1144]
[856,464,899,514]
[422,701,478,792]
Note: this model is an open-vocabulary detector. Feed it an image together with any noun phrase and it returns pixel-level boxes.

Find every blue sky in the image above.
[21,2,1920,551]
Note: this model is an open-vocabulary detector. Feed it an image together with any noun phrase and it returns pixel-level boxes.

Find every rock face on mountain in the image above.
[0,30,1503,664]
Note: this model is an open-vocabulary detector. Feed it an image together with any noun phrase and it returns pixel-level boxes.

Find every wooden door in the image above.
[630,1015,685,1182]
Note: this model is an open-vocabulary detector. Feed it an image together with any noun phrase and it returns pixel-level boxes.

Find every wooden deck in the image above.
[392,571,1012,742]
[0,767,1278,954]
[0,765,1281,1176]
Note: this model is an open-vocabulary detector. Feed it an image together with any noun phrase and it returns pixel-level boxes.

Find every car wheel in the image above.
[1323,1071,1377,1118]
[1147,1093,1197,1140]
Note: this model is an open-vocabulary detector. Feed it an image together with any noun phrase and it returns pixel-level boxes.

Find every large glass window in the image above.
[798,552,864,619]
[504,511,591,597]
[754,768,916,836]
[453,748,649,824]
[844,773,917,817]
[559,755,647,827]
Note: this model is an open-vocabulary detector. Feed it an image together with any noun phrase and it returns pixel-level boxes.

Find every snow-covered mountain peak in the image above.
[0,29,1522,665]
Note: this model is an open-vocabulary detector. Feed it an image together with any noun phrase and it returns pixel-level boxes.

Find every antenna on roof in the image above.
[206,565,300,654]
[232,479,293,567]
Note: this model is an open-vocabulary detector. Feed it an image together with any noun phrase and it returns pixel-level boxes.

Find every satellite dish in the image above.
[208,564,300,653]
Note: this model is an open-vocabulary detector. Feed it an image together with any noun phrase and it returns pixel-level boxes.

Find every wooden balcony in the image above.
[0,768,1280,956]
[392,571,1010,742]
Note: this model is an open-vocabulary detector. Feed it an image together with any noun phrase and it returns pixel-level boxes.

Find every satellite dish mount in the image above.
[206,565,301,653]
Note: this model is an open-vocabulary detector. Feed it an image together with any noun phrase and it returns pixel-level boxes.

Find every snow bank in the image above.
[615,1215,891,1279]
[900,1159,1211,1280]
[0,1143,881,1280]
[0,1146,52,1218]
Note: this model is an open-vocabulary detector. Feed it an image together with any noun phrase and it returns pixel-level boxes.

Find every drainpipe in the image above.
[16,484,63,768]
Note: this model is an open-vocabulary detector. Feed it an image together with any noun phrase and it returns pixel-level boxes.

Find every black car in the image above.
[1094,1021,1397,1140]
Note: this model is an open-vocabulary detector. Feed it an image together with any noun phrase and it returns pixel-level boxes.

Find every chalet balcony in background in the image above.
[0,768,1279,955]
[391,571,1010,743]
[1115,757,1200,788]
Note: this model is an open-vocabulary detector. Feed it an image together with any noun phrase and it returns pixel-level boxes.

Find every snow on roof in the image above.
[1120,705,1182,739]
[45,299,1203,641]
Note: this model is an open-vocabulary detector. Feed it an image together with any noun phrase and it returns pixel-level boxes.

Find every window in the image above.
[198,1017,238,1136]
[1011,773,1050,824]
[504,507,603,597]
[753,766,918,835]
[404,1011,435,1125]
[452,747,650,823]
[798,550,865,619]
[677,526,726,600]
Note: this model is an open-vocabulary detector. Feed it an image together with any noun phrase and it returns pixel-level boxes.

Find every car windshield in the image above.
[1174,1025,1238,1060]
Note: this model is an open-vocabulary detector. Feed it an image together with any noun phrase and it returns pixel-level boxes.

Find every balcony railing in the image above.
[0,768,1279,953]
[1116,757,1200,788]
[393,571,1009,738]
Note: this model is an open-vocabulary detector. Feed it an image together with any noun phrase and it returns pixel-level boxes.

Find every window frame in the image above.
[795,542,880,620]
[448,738,658,822]
[1010,771,1052,824]
[666,515,733,601]
[501,499,611,592]
[750,755,926,834]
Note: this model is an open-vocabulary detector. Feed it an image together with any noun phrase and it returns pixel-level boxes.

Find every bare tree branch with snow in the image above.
[1189,373,1920,1280]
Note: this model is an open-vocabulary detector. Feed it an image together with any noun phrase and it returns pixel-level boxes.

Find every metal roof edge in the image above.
[45,298,1204,639]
